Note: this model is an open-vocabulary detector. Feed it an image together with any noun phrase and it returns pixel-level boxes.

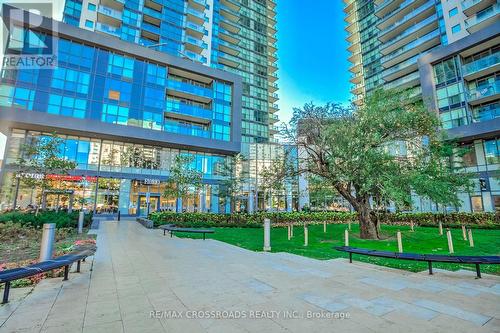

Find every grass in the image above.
[171,223,500,275]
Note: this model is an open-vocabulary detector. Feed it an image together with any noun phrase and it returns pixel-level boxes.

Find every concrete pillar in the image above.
[263,218,271,251]
[176,197,183,213]
[78,211,84,234]
[39,223,55,261]
[248,190,254,213]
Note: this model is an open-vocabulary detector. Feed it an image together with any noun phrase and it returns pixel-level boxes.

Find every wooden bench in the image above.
[334,246,500,279]
[159,224,214,240]
[0,247,96,304]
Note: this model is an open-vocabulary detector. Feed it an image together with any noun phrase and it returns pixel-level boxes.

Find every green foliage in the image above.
[149,211,499,229]
[162,155,202,211]
[217,154,247,211]
[0,211,92,229]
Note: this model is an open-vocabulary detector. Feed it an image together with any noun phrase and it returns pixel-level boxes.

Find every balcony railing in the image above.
[382,14,437,50]
[382,53,420,77]
[465,4,499,28]
[143,6,162,20]
[379,0,435,36]
[142,21,160,35]
[164,121,210,138]
[95,22,121,38]
[463,52,500,76]
[380,0,414,21]
[186,21,206,34]
[472,104,500,123]
[98,5,122,20]
[167,79,212,98]
[166,100,212,120]
[187,7,206,20]
[185,35,208,49]
[467,81,500,102]
[381,29,439,64]
[384,71,420,89]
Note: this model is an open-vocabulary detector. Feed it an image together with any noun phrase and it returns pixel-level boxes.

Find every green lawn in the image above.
[171,223,500,274]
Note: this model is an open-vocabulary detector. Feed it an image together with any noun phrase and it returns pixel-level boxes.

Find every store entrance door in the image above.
[137,195,160,216]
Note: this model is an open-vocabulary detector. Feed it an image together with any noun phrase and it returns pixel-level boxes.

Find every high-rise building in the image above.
[62,0,279,143]
[344,0,499,212]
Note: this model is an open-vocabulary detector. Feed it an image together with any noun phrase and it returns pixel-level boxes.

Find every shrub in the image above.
[0,210,93,229]
[149,211,499,229]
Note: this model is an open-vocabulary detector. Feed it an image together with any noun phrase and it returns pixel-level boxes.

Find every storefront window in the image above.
[470,196,483,212]
[483,138,499,165]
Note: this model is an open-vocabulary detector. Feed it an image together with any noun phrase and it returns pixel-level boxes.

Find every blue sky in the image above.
[275,0,351,123]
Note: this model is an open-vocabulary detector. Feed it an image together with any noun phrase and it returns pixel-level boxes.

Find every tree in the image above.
[277,89,472,239]
[162,155,202,212]
[216,154,247,213]
[16,133,77,214]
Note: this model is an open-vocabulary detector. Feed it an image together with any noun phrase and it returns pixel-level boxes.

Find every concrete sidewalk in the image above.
[1,220,499,332]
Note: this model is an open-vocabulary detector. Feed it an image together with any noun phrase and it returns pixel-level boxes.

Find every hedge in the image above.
[0,211,93,229]
[149,211,499,229]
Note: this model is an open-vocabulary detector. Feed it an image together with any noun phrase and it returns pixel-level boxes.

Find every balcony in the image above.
[347,39,360,53]
[95,22,121,38]
[462,0,497,16]
[375,0,404,18]
[465,4,499,33]
[269,103,279,113]
[472,102,500,123]
[218,39,239,56]
[164,121,210,138]
[100,0,125,10]
[184,35,207,53]
[344,0,355,13]
[380,14,438,55]
[188,0,207,12]
[350,71,363,84]
[187,7,206,26]
[269,72,278,83]
[384,71,420,90]
[97,5,122,26]
[165,100,212,123]
[382,53,421,82]
[381,29,440,68]
[183,50,207,64]
[218,51,240,68]
[220,4,239,22]
[166,79,212,103]
[269,92,279,103]
[268,61,278,73]
[467,81,500,105]
[462,52,500,81]
[142,21,160,35]
[269,113,279,124]
[142,6,162,21]
[221,0,240,12]
[269,82,278,93]
[185,21,206,39]
[219,26,240,45]
[378,0,435,42]
[377,0,428,31]
[269,125,280,134]
[220,16,240,33]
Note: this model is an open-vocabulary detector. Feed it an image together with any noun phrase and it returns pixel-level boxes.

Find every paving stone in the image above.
[413,299,492,326]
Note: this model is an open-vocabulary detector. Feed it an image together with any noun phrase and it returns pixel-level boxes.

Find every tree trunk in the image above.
[358,204,378,239]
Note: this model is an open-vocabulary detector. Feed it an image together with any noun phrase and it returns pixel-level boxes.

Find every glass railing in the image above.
[384,71,420,89]
[218,26,239,41]
[185,35,208,49]
[380,0,414,21]
[183,50,207,63]
[472,103,500,123]
[190,0,207,7]
[187,7,206,20]
[219,51,240,64]
[142,21,160,35]
[166,100,212,120]
[185,21,205,34]
[220,4,239,16]
[164,121,210,138]
[383,14,437,49]
[381,29,439,63]
[463,52,500,76]
[380,0,434,36]
[95,22,121,38]
[166,79,212,98]
[218,39,239,52]
[467,81,500,101]
[465,4,499,28]
[383,53,420,77]
[98,5,122,20]
[143,6,162,20]
[462,0,483,11]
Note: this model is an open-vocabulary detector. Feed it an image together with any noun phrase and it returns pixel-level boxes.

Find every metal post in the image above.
[2,281,11,304]
[76,260,81,273]
[428,261,433,275]
[93,140,103,215]
[446,228,454,254]
[397,230,403,253]
[39,223,56,261]
[475,264,481,279]
[13,177,20,210]
[118,210,121,221]
[63,265,69,281]
[263,218,271,251]
[78,211,84,234]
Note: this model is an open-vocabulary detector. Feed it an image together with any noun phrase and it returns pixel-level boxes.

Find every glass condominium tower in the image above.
[344,0,500,212]
[63,0,279,143]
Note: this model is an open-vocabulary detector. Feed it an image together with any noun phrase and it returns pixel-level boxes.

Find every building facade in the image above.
[344,0,499,212]
[62,0,279,144]
[0,8,243,214]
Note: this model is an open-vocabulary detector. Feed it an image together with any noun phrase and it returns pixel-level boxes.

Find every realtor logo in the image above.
[1,2,58,69]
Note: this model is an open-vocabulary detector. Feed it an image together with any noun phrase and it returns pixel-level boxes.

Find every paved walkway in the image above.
[0,220,499,332]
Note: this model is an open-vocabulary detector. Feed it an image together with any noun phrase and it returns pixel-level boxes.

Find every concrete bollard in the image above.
[438,221,443,235]
[323,221,326,233]
[287,225,291,240]
[397,230,403,253]
[446,228,454,254]
[344,229,349,247]
[39,223,56,261]
[468,229,474,247]
[410,221,414,232]
[263,218,271,251]
[462,225,467,241]
[78,211,84,234]
[290,224,294,237]
[304,223,309,246]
